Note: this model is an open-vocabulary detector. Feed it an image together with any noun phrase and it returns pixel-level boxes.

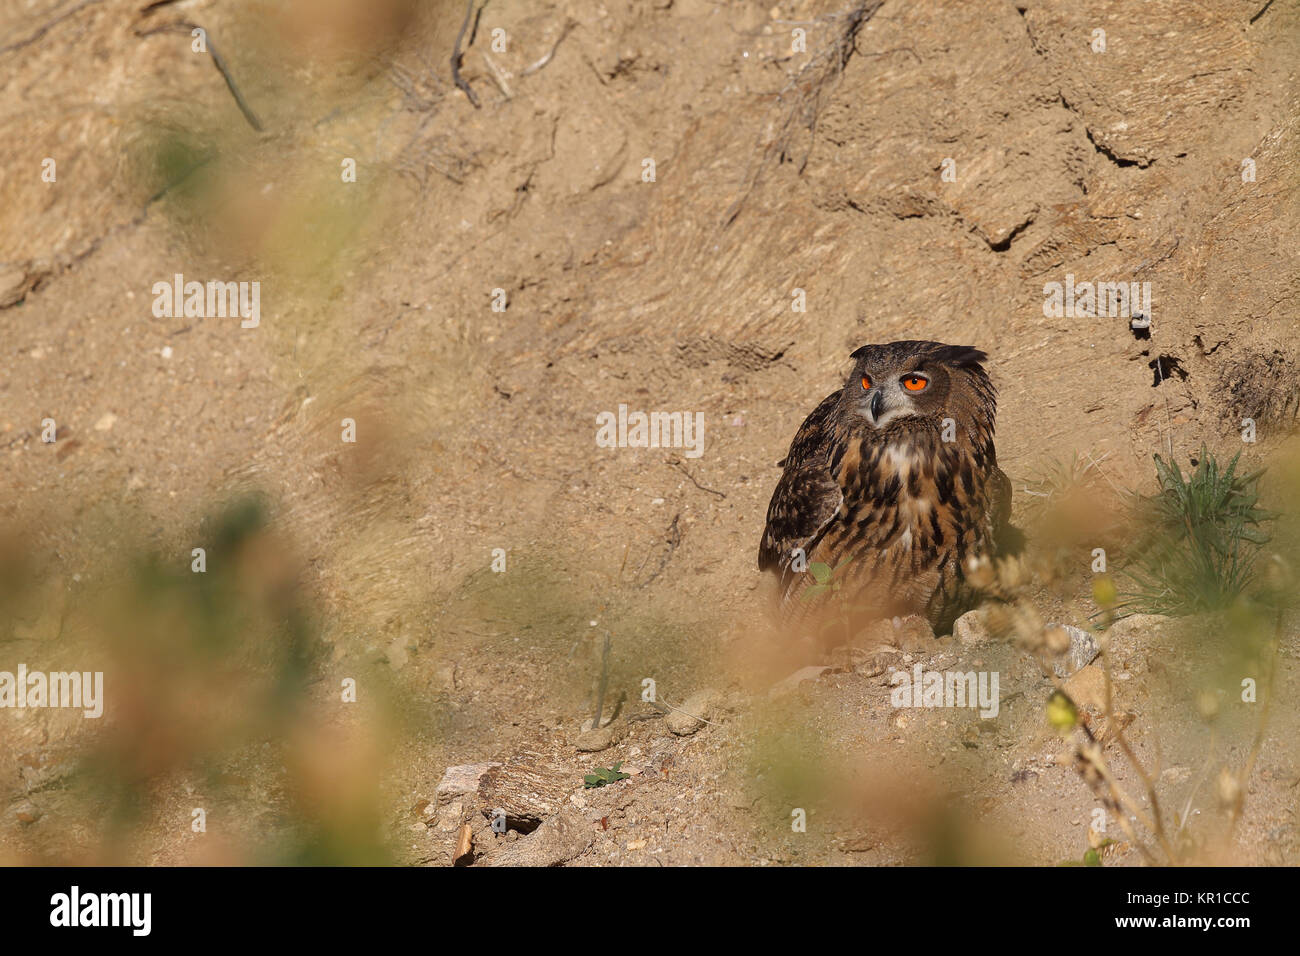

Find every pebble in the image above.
[1049,623,1100,677]
[576,715,626,752]
[1063,664,1107,711]
[953,610,990,646]
[666,689,719,736]
[435,762,500,803]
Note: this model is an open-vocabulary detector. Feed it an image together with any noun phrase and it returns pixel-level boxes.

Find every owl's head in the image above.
[840,340,994,431]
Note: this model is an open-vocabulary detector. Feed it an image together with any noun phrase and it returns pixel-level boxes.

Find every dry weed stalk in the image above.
[966,551,1282,864]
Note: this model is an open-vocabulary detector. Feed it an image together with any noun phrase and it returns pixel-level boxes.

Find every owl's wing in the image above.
[988,463,1025,555]
[758,390,844,573]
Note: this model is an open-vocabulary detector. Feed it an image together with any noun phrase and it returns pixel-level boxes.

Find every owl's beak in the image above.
[869,389,885,423]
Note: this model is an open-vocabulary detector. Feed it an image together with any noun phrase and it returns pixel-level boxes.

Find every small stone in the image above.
[13,801,40,825]
[954,610,990,646]
[436,763,500,804]
[1063,664,1107,711]
[1049,623,1100,677]
[0,265,36,308]
[437,799,464,831]
[581,713,615,731]
[893,614,935,650]
[94,412,117,432]
[576,719,626,752]
[665,689,719,736]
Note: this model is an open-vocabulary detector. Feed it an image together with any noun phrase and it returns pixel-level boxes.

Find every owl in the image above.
[757,341,1016,641]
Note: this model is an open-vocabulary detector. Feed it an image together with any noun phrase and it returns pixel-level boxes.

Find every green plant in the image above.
[801,557,862,646]
[801,558,852,601]
[1118,446,1273,617]
[584,763,630,788]
[1058,839,1115,867]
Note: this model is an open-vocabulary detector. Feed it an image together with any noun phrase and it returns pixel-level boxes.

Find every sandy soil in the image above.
[1,0,1298,866]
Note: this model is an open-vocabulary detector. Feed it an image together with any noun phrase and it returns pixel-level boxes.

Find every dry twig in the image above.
[451,0,483,108]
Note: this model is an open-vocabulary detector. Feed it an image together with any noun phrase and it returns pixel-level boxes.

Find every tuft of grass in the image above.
[1118,446,1273,616]
[1022,452,1101,505]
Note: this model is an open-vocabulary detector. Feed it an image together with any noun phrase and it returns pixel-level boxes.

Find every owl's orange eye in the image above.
[861,375,873,390]
[902,375,929,392]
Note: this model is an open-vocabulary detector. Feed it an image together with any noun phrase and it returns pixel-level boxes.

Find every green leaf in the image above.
[809,562,832,584]
[585,764,630,788]
[802,583,829,601]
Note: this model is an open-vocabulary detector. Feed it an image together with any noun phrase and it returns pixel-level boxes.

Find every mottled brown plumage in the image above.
[758,341,1016,639]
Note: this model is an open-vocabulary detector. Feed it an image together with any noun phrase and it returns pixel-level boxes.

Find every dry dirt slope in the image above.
[0,0,1298,865]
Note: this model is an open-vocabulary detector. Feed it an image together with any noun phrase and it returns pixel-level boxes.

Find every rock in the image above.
[1063,664,1107,712]
[576,718,626,752]
[483,808,594,867]
[768,665,830,698]
[665,689,719,736]
[854,646,901,678]
[436,762,500,804]
[1049,623,1101,677]
[954,610,990,646]
[437,799,464,832]
[93,412,117,432]
[893,614,935,651]
[477,753,572,829]
[0,264,41,308]
[12,801,41,825]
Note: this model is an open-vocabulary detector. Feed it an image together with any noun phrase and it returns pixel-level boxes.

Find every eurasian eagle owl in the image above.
[758,341,1016,641]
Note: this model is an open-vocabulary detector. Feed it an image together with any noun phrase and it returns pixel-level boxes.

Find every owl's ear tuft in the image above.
[931,345,988,369]
[848,344,875,360]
